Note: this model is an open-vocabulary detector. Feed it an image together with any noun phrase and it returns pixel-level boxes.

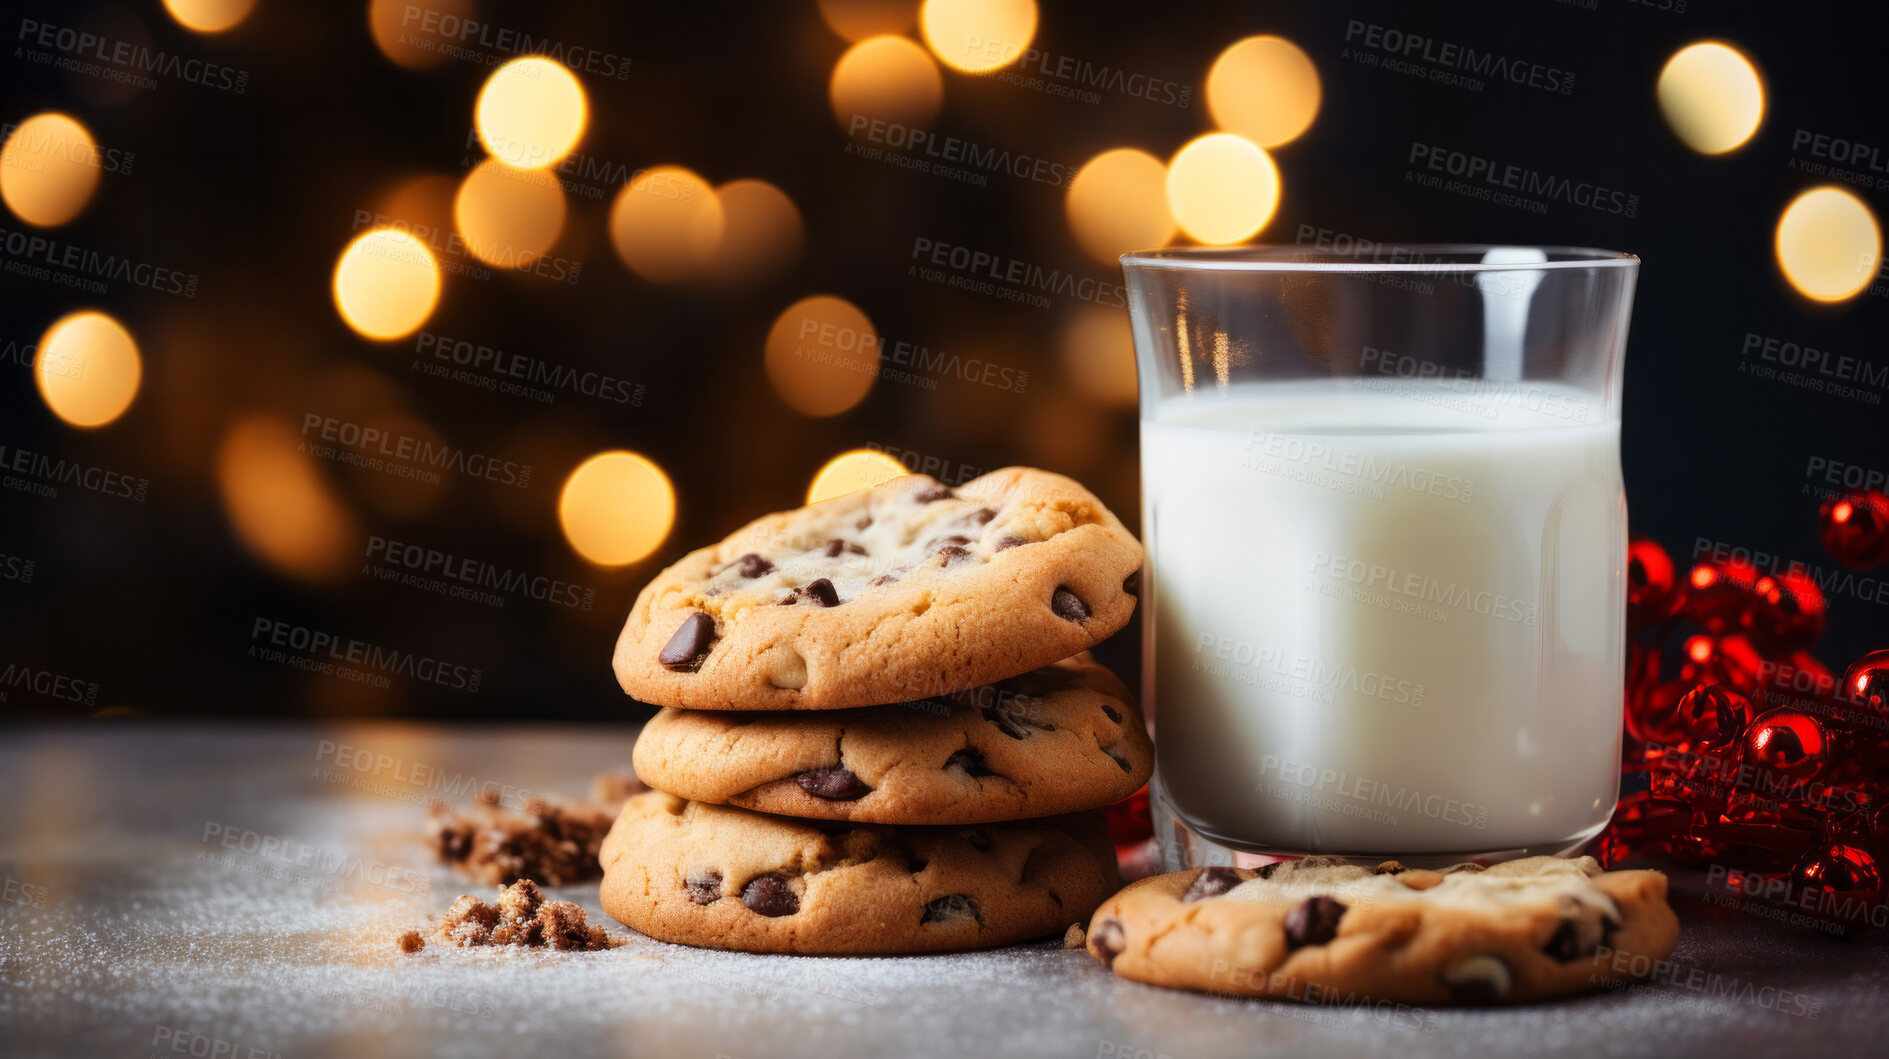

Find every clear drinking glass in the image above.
[1123,245,1638,868]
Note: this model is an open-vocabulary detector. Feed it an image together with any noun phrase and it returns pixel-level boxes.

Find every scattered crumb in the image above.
[396,930,425,954]
[1063,923,1085,949]
[433,880,613,951]
[590,769,647,812]
[427,789,614,886]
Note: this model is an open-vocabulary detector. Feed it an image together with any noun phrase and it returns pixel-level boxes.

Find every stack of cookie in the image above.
[598,468,1150,954]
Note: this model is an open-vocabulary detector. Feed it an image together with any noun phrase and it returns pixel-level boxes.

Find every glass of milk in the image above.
[1122,245,1638,867]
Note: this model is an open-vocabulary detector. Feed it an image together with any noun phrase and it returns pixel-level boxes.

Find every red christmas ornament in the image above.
[1626,677,1690,749]
[1762,651,1837,706]
[1672,683,1754,751]
[1711,791,1825,851]
[1791,842,1884,936]
[1627,537,1682,631]
[1844,650,1889,721]
[1742,707,1829,789]
[1742,570,1828,655]
[1102,784,1152,850]
[1680,634,1765,699]
[1683,559,1760,634]
[1819,491,1889,570]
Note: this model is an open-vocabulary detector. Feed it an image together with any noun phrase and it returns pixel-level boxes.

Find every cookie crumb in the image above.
[433,879,614,952]
[1063,923,1086,949]
[590,769,647,812]
[396,930,425,954]
[428,793,614,886]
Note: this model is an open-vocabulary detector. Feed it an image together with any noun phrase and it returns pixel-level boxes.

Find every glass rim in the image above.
[1119,244,1639,274]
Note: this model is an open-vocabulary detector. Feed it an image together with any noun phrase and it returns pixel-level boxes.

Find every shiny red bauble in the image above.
[1819,491,1889,570]
[1742,570,1828,655]
[1844,650,1889,721]
[1627,537,1682,631]
[1684,559,1760,634]
[1673,683,1755,751]
[1742,707,1829,788]
[1791,842,1885,936]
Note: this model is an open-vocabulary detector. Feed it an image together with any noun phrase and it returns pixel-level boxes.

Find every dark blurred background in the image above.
[1,0,1883,723]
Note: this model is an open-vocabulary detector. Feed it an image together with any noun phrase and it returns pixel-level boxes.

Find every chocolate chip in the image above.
[912,481,954,503]
[958,829,992,852]
[1100,704,1122,723]
[1442,954,1512,1003]
[658,612,716,672]
[868,573,899,587]
[1283,896,1346,949]
[1050,587,1090,621]
[980,702,1035,740]
[1181,867,1242,903]
[1103,746,1132,772]
[1122,569,1140,596]
[856,516,873,530]
[920,894,980,925]
[824,539,846,558]
[944,748,994,777]
[934,545,973,565]
[1091,919,1126,966]
[734,553,774,579]
[927,535,972,555]
[1543,919,1584,961]
[995,535,1027,551]
[901,850,929,873]
[797,578,839,606]
[795,767,871,801]
[685,871,722,905]
[972,507,997,524]
[740,875,799,917]
[1255,862,1281,880]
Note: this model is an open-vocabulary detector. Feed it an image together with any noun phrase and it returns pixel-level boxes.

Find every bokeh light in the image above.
[807,449,909,504]
[819,0,917,41]
[1205,36,1321,148]
[608,166,725,282]
[1657,42,1764,155]
[216,417,359,584]
[332,228,443,340]
[764,295,880,417]
[559,451,677,566]
[830,35,944,129]
[35,311,141,429]
[711,178,804,282]
[475,57,588,169]
[1,113,102,227]
[1058,305,1138,408]
[1775,186,1882,303]
[453,158,567,269]
[1065,148,1174,263]
[369,0,476,70]
[161,0,256,33]
[920,0,1036,73]
[1165,132,1280,245]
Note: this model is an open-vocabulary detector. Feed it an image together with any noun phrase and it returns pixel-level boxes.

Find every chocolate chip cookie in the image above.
[631,654,1152,824]
[598,792,1119,953]
[612,468,1143,710]
[1086,856,1679,1004]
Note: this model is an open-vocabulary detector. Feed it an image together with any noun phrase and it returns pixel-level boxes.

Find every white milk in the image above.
[1142,379,1624,856]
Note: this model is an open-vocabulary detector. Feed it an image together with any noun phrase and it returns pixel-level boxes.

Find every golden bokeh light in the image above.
[332,228,442,340]
[369,0,476,70]
[475,57,588,169]
[1058,305,1138,408]
[807,449,909,504]
[765,295,880,417]
[161,0,256,33]
[1166,132,1280,245]
[830,35,944,129]
[819,0,917,41]
[608,166,725,282]
[711,178,804,282]
[1065,148,1175,263]
[1206,36,1321,148]
[1775,186,1881,303]
[453,158,567,269]
[559,451,677,566]
[1,113,102,227]
[1657,42,1764,155]
[216,417,359,583]
[920,0,1036,73]
[35,311,141,429]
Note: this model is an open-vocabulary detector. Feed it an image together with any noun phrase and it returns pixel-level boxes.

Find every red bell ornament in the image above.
[1844,650,1889,721]
[1791,842,1884,936]
[1683,559,1760,634]
[1672,683,1754,751]
[1742,707,1829,788]
[1742,570,1828,655]
[1819,491,1889,570]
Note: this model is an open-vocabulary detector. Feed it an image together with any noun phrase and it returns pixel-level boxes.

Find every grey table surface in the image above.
[0,725,1883,1059]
